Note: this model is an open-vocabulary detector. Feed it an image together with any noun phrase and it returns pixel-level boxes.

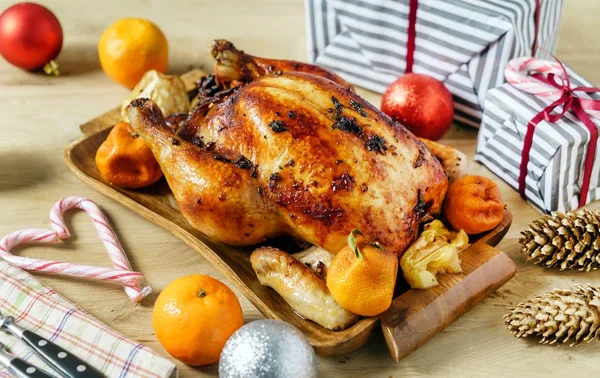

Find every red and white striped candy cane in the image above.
[0,197,151,303]
[505,57,600,119]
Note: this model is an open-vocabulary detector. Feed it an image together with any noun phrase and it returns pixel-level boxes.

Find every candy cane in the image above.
[0,197,151,303]
[505,57,600,119]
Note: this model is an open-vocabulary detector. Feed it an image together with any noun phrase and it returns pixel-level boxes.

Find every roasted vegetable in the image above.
[121,70,189,121]
[400,220,469,289]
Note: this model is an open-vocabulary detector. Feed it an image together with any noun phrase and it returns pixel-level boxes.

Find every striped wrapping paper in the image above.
[306,0,564,127]
[0,260,176,378]
[475,65,600,213]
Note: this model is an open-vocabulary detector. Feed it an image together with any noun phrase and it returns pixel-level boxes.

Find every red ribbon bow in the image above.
[519,60,600,207]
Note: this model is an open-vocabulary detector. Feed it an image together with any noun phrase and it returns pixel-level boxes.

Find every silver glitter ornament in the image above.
[219,319,318,378]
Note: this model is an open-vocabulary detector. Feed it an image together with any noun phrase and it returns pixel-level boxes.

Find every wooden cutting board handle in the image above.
[379,211,516,361]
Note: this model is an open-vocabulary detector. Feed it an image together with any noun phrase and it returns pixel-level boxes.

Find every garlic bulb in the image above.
[400,220,469,289]
[121,70,190,122]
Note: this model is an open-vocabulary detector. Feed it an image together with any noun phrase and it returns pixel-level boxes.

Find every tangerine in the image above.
[327,230,398,317]
[444,175,504,235]
[95,121,162,189]
[98,18,168,88]
[152,275,244,366]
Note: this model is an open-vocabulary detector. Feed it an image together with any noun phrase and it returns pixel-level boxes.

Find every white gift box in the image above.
[475,64,600,213]
[306,0,564,127]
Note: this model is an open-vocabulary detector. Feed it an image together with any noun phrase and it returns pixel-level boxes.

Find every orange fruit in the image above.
[152,275,244,366]
[327,230,398,317]
[98,18,168,88]
[444,175,504,235]
[95,121,162,188]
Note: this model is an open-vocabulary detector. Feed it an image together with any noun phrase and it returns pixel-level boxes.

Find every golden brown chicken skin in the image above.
[126,42,448,256]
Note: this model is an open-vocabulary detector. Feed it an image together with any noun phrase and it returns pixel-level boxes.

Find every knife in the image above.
[0,312,104,378]
[0,342,53,378]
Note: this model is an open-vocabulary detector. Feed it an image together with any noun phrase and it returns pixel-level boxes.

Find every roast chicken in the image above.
[126,40,448,256]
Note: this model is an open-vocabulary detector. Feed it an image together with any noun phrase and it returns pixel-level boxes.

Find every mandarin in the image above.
[95,122,162,188]
[153,275,244,366]
[327,230,398,317]
[98,18,168,88]
[444,175,504,235]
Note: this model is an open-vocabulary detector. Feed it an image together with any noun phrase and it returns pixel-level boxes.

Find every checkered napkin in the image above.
[0,260,177,378]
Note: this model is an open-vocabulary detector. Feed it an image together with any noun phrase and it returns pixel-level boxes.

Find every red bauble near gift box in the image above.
[381,73,454,141]
[0,2,63,75]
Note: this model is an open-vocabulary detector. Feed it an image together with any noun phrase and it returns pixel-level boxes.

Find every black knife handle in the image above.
[9,358,54,378]
[21,331,104,378]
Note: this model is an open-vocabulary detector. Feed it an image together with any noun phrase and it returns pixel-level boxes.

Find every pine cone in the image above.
[519,208,600,271]
[505,285,600,345]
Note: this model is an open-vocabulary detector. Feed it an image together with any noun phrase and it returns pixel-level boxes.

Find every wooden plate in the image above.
[64,69,516,359]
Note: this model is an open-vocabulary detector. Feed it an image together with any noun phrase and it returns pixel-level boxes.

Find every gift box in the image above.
[475,57,600,213]
[306,0,564,127]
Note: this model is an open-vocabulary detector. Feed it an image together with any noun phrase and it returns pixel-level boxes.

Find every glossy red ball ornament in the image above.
[381,73,454,141]
[0,2,63,74]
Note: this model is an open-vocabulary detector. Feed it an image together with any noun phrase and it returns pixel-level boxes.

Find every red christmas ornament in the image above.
[0,2,63,75]
[381,73,454,141]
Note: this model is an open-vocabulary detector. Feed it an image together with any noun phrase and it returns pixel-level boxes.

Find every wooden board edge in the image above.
[314,319,380,356]
[63,137,377,354]
[79,106,121,136]
[477,210,513,248]
[381,250,517,361]
[63,140,259,314]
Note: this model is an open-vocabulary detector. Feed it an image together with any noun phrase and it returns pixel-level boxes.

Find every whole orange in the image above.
[327,230,398,317]
[98,18,168,88]
[444,175,504,235]
[153,275,244,366]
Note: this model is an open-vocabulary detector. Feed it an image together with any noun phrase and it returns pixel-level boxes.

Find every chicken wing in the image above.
[251,246,359,331]
[293,246,334,280]
[418,138,468,183]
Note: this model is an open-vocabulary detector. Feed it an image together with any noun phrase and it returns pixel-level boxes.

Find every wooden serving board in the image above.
[380,211,514,361]
[64,69,516,359]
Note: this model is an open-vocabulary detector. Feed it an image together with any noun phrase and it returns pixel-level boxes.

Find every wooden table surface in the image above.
[1,1,599,377]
